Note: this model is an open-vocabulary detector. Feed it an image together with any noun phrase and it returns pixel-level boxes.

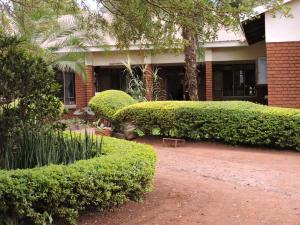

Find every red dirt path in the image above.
[78,137,300,225]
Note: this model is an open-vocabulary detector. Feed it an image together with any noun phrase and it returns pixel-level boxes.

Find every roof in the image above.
[252,0,294,15]
[241,0,296,45]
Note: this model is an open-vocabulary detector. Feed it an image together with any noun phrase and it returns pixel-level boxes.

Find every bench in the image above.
[163,138,186,147]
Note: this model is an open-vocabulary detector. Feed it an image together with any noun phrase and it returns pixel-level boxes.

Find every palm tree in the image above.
[0,0,93,79]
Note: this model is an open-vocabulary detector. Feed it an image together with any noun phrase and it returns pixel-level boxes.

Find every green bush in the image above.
[88,90,136,121]
[0,136,156,225]
[115,101,300,150]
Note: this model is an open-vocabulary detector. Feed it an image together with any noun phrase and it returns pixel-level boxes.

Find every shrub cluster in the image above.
[0,137,156,225]
[115,101,300,150]
[88,90,136,121]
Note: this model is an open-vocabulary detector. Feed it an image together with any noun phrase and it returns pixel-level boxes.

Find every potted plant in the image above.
[73,107,95,124]
[94,119,113,136]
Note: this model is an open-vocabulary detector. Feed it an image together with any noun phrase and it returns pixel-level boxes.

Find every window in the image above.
[222,64,256,97]
[56,71,76,105]
[95,68,127,92]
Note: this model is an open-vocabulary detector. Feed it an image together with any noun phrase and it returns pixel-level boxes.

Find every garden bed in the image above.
[0,136,156,225]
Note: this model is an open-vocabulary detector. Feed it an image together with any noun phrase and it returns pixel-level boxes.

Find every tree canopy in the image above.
[93,0,289,50]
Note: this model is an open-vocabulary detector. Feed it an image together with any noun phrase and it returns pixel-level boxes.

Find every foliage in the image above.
[0,34,62,156]
[1,128,103,170]
[95,0,289,51]
[123,58,162,101]
[115,101,300,150]
[0,136,156,225]
[0,0,95,79]
[123,59,146,102]
[88,90,136,121]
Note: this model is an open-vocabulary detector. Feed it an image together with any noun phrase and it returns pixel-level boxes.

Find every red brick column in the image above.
[144,64,154,101]
[75,74,86,109]
[75,66,95,108]
[205,61,213,101]
[266,42,300,108]
[85,66,95,105]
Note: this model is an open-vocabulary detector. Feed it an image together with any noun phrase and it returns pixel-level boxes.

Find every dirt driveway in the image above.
[79,138,300,225]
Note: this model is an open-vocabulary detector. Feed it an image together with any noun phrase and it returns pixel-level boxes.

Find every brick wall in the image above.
[144,64,154,101]
[85,66,95,105]
[75,66,95,108]
[266,42,300,108]
[205,61,213,101]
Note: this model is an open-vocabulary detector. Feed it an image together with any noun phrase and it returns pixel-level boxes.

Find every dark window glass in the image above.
[223,69,234,96]
[64,72,76,105]
[244,67,256,96]
[95,68,127,92]
[220,64,256,97]
[55,71,76,105]
[234,69,245,96]
[56,71,64,101]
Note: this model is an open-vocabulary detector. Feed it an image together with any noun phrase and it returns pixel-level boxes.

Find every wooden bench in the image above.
[163,138,186,147]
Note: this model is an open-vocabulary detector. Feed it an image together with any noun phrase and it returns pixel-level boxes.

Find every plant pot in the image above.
[95,128,112,136]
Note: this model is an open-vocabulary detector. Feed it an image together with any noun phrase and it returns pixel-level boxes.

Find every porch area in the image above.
[58,59,268,109]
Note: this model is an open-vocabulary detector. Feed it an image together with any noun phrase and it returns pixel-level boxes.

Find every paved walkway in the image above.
[79,137,300,225]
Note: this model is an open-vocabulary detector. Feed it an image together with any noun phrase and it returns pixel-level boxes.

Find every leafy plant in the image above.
[123,58,163,101]
[1,128,103,170]
[123,58,146,102]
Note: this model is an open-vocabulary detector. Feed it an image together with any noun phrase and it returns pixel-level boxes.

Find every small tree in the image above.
[0,34,61,155]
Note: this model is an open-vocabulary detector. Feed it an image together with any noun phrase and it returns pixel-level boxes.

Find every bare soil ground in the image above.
[78,137,300,225]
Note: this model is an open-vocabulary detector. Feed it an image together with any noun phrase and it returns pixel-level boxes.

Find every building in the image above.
[58,0,300,109]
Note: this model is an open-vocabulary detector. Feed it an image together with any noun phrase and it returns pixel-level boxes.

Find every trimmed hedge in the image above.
[115,101,300,150]
[0,136,156,225]
[88,90,136,121]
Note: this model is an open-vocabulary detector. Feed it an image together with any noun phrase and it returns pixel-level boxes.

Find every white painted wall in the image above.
[211,41,266,62]
[88,41,265,66]
[265,0,300,42]
[151,52,185,64]
[88,51,145,66]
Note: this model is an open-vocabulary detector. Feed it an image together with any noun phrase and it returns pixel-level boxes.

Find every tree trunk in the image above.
[182,27,199,101]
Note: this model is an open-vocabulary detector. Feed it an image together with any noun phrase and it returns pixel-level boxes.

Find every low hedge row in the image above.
[115,101,300,150]
[0,136,156,225]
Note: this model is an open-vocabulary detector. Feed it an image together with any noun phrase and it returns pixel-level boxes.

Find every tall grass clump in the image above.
[1,128,103,170]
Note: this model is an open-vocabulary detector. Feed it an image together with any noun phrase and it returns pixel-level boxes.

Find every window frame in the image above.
[220,64,257,98]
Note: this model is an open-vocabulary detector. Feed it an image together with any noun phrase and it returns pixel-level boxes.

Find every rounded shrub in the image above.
[88,90,136,121]
[0,136,156,225]
[115,101,300,150]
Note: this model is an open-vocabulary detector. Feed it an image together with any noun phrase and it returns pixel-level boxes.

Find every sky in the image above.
[78,0,98,10]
